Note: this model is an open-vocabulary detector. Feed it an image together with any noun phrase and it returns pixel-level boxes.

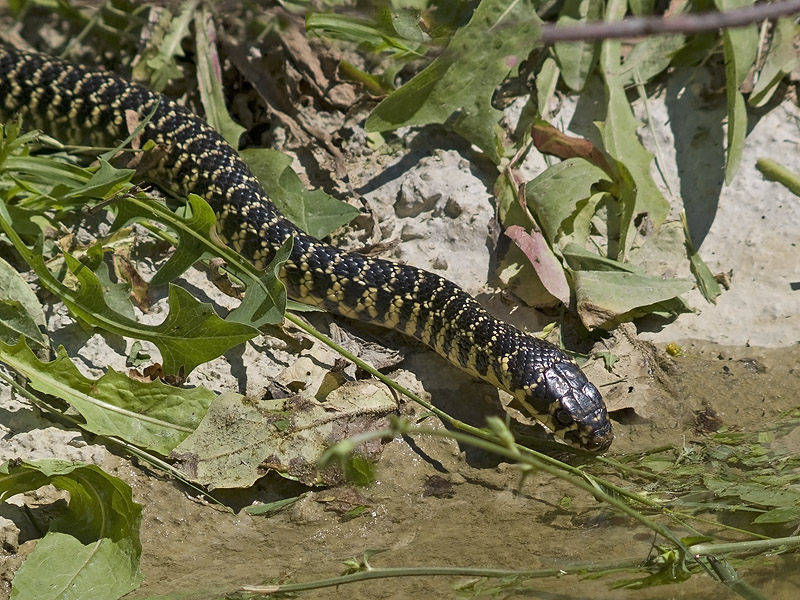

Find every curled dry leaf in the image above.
[531,120,613,175]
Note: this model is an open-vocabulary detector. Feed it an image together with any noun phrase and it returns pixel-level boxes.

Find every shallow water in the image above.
[115,341,800,600]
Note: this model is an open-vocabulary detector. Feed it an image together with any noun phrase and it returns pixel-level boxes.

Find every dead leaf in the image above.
[532,120,613,175]
[504,225,571,305]
[171,382,397,488]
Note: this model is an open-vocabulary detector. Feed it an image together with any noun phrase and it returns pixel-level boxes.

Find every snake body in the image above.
[0,43,613,451]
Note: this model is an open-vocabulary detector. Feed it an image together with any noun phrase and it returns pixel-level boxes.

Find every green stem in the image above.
[690,535,800,557]
[240,558,645,595]
[756,158,800,197]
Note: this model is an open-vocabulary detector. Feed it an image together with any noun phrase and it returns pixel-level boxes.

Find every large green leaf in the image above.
[597,0,669,260]
[113,193,220,286]
[713,0,757,184]
[552,0,603,92]
[563,243,692,329]
[0,460,142,600]
[0,196,259,376]
[240,148,359,239]
[366,0,541,163]
[0,256,48,350]
[114,193,291,326]
[0,337,213,454]
[525,157,610,243]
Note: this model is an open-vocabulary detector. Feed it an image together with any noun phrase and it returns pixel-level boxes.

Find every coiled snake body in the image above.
[0,43,613,451]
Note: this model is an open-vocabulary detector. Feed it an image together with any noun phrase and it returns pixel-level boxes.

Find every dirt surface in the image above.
[1,15,800,600]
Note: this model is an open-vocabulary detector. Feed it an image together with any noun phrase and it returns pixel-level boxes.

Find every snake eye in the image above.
[554,408,573,426]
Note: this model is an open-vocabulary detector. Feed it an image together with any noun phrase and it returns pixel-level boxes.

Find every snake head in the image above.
[516,361,613,452]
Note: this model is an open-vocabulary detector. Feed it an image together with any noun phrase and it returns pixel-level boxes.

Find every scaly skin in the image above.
[0,43,613,450]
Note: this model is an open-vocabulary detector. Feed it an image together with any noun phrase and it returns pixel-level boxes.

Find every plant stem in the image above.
[756,158,800,197]
[690,535,800,557]
[240,558,645,595]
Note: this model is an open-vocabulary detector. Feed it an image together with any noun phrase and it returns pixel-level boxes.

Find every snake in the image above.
[0,42,613,451]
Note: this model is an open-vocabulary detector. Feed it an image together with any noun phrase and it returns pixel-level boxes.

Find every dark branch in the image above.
[540,0,800,43]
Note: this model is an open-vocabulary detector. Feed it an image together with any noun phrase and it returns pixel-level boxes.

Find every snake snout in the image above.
[544,363,614,452]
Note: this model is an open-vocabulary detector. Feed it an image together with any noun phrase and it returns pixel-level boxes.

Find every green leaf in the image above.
[305,9,425,57]
[535,56,560,117]
[0,337,213,454]
[713,0,757,184]
[366,0,541,163]
[115,192,291,327]
[0,121,43,163]
[57,159,134,204]
[2,155,92,191]
[0,459,142,600]
[114,194,220,286]
[0,203,258,375]
[724,87,749,186]
[687,249,721,304]
[83,242,137,321]
[193,6,246,148]
[681,211,721,304]
[618,0,686,85]
[572,269,692,329]
[620,34,685,86]
[2,156,134,213]
[525,157,610,243]
[561,242,638,272]
[566,191,604,247]
[97,260,136,319]
[552,0,603,92]
[750,17,799,108]
[240,148,359,239]
[598,0,669,258]
[0,256,48,350]
[563,243,692,329]
[143,283,258,375]
[133,1,197,91]
[244,495,303,517]
[344,453,377,487]
[227,236,292,327]
[753,505,800,524]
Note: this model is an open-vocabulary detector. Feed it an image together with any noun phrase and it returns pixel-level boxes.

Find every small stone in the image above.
[400,223,425,241]
[395,179,441,218]
[443,197,463,218]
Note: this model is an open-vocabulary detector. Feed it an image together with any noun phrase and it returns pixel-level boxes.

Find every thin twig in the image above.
[540,0,800,43]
